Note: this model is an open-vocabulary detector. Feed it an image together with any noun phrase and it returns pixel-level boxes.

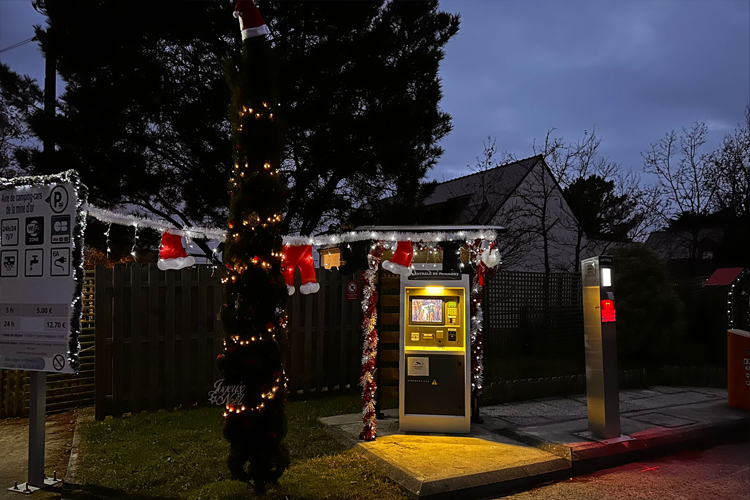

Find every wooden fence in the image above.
[0,270,96,417]
[90,267,586,416]
[93,264,362,419]
[94,264,223,419]
[3,262,728,419]
[285,269,362,393]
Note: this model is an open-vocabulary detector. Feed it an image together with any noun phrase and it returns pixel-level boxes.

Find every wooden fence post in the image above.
[94,265,109,419]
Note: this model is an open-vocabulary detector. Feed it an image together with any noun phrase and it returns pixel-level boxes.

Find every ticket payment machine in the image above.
[399,274,471,433]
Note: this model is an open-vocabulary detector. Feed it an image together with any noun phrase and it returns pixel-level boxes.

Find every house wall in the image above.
[491,162,585,272]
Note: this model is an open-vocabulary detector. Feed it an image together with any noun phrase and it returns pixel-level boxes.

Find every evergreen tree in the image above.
[217,2,288,493]
[265,1,459,235]
[0,1,458,247]
[563,175,638,242]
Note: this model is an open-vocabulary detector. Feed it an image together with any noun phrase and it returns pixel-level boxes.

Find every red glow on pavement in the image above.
[641,466,660,472]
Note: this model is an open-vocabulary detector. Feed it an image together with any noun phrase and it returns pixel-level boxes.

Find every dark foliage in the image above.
[263,1,458,235]
[1,1,457,250]
[563,174,638,242]
[610,244,685,362]
[30,1,233,235]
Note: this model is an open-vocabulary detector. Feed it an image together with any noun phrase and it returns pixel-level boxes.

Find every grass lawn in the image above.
[71,393,408,500]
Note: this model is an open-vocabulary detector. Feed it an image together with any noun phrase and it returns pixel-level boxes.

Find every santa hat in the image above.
[382,241,413,276]
[158,231,195,271]
[480,246,501,269]
[234,0,270,40]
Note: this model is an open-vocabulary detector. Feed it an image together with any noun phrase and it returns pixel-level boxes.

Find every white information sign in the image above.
[0,181,78,373]
[408,356,429,377]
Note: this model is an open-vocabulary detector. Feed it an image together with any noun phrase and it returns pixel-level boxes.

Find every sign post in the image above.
[28,372,47,488]
[1,171,86,493]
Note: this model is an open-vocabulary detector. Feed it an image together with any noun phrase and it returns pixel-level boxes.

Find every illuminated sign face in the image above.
[411,298,443,324]
[601,299,616,322]
[601,267,612,287]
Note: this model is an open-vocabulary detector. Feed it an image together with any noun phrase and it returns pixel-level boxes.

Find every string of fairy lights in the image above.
[85,203,501,275]
[84,195,501,429]
[222,97,285,417]
[85,206,499,249]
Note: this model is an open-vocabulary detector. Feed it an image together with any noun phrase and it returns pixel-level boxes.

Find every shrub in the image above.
[610,243,686,363]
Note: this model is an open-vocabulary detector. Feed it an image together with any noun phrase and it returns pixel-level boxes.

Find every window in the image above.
[320,247,340,269]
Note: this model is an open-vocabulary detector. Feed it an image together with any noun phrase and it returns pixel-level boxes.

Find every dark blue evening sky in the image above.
[2,0,748,184]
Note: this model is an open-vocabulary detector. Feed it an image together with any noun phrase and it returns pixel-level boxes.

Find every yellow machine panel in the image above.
[404,286,465,351]
[400,277,471,433]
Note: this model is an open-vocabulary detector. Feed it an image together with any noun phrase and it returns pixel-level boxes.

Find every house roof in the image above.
[421,155,542,224]
[705,267,747,286]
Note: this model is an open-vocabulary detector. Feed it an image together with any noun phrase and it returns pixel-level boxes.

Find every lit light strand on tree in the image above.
[216,1,289,494]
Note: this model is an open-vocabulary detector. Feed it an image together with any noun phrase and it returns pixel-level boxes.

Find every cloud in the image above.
[433,0,749,181]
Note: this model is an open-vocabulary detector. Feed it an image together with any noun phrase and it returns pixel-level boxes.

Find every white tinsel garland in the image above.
[87,206,226,241]
[87,206,500,248]
[283,229,498,246]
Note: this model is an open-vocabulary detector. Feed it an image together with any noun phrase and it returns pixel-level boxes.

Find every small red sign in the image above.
[346,281,359,301]
[601,299,616,323]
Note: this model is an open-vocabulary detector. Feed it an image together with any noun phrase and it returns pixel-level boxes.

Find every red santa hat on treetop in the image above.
[234,0,270,40]
[157,231,195,271]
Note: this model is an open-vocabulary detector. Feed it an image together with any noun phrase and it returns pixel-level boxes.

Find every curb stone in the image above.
[64,408,94,485]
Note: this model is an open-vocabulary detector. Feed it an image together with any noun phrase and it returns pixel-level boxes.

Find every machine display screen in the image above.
[410,298,443,324]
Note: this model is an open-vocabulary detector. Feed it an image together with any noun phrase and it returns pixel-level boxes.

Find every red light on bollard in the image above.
[601,299,616,322]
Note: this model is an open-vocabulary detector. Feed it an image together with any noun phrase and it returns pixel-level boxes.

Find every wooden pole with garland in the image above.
[218,1,289,493]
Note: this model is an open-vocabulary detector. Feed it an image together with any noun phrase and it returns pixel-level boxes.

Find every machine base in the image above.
[7,478,61,495]
[400,414,471,434]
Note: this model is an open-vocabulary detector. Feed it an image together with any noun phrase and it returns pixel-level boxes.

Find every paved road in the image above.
[498,442,750,500]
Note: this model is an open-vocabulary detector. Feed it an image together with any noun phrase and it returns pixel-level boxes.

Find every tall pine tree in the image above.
[218,1,289,493]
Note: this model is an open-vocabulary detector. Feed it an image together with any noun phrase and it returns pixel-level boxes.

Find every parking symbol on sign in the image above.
[47,185,69,214]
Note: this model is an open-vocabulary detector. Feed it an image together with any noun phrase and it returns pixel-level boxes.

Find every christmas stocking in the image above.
[283,244,320,295]
[157,231,195,271]
[382,240,413,276]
